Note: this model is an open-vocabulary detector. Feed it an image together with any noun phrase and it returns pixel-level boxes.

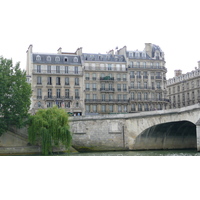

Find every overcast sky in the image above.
[0,0,200,79]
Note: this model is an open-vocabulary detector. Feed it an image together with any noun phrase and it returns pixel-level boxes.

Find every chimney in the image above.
[145,43,152,58]
[57,47,62,54]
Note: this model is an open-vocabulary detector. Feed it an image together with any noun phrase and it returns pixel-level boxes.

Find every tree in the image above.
[28,106,72,155]
[0,56,32,136]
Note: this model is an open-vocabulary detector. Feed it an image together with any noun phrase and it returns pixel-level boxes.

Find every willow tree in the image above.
[0,56,31,136]
[28,106,72,155]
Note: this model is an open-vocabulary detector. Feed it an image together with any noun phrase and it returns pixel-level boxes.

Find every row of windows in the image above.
[36,55,78,63]
[37,88,79,99]
[36,65,79,74]
[37,77,79,86]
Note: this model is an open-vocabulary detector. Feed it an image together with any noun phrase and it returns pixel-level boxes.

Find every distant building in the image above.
[26,43,169,115]
[167,61,200,108]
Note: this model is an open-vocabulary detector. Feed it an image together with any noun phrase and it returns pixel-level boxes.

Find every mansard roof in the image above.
[82,53,126,62]
[126,51,151,59]
[32,53,81,65]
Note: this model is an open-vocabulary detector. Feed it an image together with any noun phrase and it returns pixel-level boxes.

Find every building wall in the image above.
[167,64,200,109]
[26,43,169,115]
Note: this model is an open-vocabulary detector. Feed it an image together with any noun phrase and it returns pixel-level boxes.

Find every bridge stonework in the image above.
[70,104,200,151]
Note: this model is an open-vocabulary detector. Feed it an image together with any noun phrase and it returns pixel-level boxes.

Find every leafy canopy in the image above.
[0,56,31,136]
[28,106,72,155]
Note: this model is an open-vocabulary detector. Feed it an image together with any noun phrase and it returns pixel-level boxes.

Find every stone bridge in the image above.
[70,104,200,152]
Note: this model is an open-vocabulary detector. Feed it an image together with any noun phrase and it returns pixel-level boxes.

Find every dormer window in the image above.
[46,56,51,62]
[64,57,68,62]
[129,52,133,57]
[36,55,41,61]
[142,53,146,58]
[55,56,60,62]
[73,57,78,62]
[135,52,139,58]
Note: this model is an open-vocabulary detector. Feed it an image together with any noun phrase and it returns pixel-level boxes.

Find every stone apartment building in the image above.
[26,43,169,115]
[167,61,200,109]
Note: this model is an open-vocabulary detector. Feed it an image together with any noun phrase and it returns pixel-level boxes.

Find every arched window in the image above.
[46,56,51,62]
[55,56,60,62]
[74,57,78,62]
[36,55,41,61]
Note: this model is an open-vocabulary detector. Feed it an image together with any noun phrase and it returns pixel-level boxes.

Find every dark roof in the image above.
[32,53,81,65]
[82,53,126,62]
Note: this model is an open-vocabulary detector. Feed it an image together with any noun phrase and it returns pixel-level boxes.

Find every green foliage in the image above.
[0,56,32,136]
[28,106,72,155]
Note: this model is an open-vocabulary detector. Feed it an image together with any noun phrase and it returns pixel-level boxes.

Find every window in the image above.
[92,73,96,80]
[123,94,127,100]
[38,101,41,108]
[117,74,121,81]
[56,66,60,73]
[108,64,112,70]
[118,105,122,112]
[93,94,97,100]
[47,77,52,85]
[137,82,141,89]
[47,65,51,73]
[124,105,127,112]
[37,65,41,73]
[86,83,90,90]
[55,56,60,62]
[131,92,134,100]
[36,55,41,61]
[47,102,52,108]
[131,104,135,111]
[46,56,51,62]
[75,66,78,74]
[109,94,113,100]
[131,82,134,88]
[117,84,121,91]
[75,89,79,99]
[86,73,89,80]
[73,57,78,62]
[102,94,106,101]
[76,102,79,107]
[93,105,97,112]
[65,77,69,85]
[65,102,70,108]
[86,105,90,112]
[48,89,52,98]
[64,57,68,62]
[65,66,68,73]
[93,83,96,90]
[109,105,113,112]
[144,92,148,100]
[138,104,142,111]
[123,74,126,81]
[37,88,42,99]
[56,89,61,98]
[118,94,121,100]
[75,77,79,85]
[65,89,69,98]
[56,77,61,85]
[101,83,105,90]
[138,92,141,100]
[86,94,90,100]
[101,105,106,112]
[37,76,42,84]
[109,83,113,90]
[123,84,127,91]
[144,82,147,89]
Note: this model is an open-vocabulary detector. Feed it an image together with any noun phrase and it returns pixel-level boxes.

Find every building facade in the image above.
[167,61,200,109]
[26,43,169,115]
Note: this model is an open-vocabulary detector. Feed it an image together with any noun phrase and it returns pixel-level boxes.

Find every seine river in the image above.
[59,149,200,156]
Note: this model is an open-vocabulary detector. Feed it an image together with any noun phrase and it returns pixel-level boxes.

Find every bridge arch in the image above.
[132,120,197,150]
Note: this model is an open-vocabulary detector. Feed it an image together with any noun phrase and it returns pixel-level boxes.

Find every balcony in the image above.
[37,96,42,99]
[155,76,162,80]
[129,98,170,102]
[33,69,83,75]
[100,88,115,92]
[44,96,73,100]
[130,75,135,79]
[129,86,155,90]
[85,99,129,103]
[100,77,114,81]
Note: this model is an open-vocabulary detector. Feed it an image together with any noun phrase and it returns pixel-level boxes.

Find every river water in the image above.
[59,149,200,156]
